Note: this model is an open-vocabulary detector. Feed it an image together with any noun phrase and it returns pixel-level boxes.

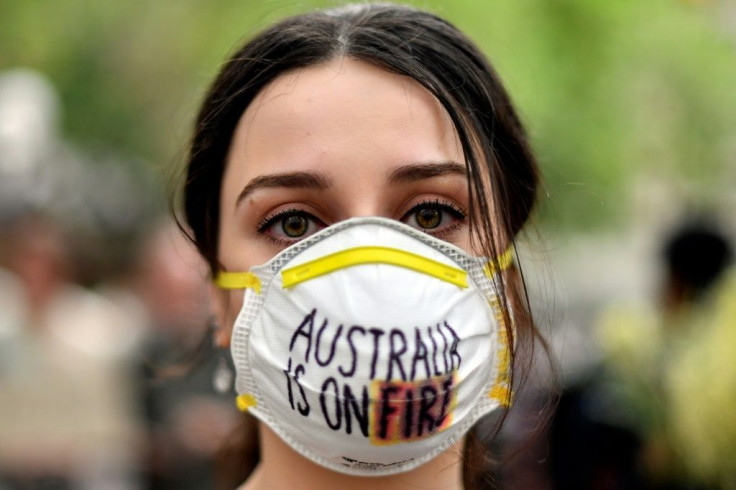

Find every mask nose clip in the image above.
[281,245,468,289]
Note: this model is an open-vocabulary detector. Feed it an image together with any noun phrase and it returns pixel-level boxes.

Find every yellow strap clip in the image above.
[483,246,515,278]
[236,393,257,412]
[214,272,262,294]
[489,384,512,407]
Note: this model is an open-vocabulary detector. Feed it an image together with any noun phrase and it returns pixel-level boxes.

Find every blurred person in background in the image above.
[0,212,143,489]
[126,221,245,490]
[655,222,735,488]
[0,68,152,489]
[0,64,248,488]
[587,218,734,489]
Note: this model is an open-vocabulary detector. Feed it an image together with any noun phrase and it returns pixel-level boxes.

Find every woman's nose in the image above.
[333,186,393,221]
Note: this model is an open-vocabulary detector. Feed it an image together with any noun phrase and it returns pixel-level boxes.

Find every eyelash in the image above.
[257,208,305,232]
[256,199,467,247]
[409,198,466,218]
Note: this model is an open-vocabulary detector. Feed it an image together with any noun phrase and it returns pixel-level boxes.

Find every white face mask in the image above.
[215,217,513,476]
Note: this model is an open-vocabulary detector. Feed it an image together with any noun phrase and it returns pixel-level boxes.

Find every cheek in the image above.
[455,232,474,256]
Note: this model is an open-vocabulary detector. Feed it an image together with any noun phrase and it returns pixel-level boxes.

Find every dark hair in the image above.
[181,3,545,488]
[664,221,733,302]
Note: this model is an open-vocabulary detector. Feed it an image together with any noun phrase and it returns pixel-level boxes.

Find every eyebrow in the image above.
[236,171,332,206]
[388,162,467,183]
[235,162,466,207]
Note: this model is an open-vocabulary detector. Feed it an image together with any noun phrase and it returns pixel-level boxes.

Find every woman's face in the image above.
[213,57,472,338]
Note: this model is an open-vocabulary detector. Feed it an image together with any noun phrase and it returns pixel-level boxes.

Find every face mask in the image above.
[215,217,513,476]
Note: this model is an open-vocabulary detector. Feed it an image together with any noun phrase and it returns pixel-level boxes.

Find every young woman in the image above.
[180,3,543,489]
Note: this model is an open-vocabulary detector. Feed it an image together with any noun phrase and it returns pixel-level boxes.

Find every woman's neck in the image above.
[240,425,465,490]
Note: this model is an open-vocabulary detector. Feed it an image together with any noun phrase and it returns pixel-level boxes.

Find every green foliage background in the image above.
[2,0,734,230]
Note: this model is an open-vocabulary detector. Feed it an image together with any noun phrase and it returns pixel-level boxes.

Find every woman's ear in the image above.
[209,282,232,348]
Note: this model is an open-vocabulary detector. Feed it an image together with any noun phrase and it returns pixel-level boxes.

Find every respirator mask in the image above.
[215,217,513,476]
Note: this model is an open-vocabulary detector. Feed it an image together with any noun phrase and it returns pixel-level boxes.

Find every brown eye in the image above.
[258,209,327,246]
[415,207,441,229]
[401,200,466,238]
[282,215,309,237]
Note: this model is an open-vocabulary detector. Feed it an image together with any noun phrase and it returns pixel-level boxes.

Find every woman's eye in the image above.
[415,207,442,229]
[258,209,325,243]
[282,214,309,237]
[402,201,466,233]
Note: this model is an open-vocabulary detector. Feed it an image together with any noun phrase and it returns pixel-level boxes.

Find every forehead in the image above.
[224,57,463,179]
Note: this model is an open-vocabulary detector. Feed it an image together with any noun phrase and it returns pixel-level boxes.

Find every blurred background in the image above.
[0,0,734,489]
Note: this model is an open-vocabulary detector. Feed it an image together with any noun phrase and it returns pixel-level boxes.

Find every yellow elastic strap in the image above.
[236,393,257,412]
[483,246,515,278]
[214,272,262,294]
[281,246,467,289]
